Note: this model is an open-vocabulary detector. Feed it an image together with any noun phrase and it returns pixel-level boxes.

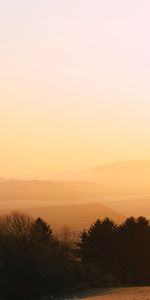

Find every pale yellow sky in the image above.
[0,0,150,178]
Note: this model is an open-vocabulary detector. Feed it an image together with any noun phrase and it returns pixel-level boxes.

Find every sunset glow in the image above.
[1,0,150,178]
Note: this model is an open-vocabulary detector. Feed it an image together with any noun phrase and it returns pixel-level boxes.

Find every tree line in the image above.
[0,212,150,299]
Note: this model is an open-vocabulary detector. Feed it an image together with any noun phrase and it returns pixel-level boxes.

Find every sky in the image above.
[0,0,150,178]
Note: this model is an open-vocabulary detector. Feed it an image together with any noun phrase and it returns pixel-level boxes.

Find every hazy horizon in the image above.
[0,159,150,180]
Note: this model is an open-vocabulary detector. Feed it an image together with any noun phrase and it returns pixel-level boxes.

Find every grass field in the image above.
[71,287,150,300]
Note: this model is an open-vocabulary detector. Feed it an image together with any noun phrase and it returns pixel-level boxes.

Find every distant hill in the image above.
[83,160,150,193]
[1,160,150,206]
[0,202,124,232]
[0,160,150,222]
[0,180,112,209]
[0,179,125,231]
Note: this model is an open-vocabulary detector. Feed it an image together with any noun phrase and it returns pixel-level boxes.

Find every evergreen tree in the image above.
[78,218,117,272]
[31,217,53,244]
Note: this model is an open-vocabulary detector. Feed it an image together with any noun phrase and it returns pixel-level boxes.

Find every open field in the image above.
[70,287,150,300]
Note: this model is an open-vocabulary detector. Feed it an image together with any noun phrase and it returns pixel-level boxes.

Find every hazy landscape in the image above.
[1,0,150,298]
[1,161,150,299]
[1,161,150,232]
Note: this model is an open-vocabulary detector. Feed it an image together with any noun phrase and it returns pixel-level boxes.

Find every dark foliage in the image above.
[79,216,150,286]
[0,212,81,299]
[0,212,150,299]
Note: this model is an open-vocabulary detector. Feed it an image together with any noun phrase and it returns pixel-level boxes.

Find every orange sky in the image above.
[0,0,150,178]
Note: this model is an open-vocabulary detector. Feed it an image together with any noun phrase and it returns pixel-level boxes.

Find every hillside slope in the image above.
[83,160,150,193]
[0,202,124,231]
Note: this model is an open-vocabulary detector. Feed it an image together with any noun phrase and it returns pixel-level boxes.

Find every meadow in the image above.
[71,287,150,300]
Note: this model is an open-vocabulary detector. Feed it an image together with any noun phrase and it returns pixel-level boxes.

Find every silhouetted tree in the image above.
[0,211,32,246]
[31,217,53,244]
[1,211,150,299]
[117,216,150,284]
[78,218,117,273]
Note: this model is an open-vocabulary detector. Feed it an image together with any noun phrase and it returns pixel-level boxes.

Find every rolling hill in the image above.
[22,202,124,231]
[0,160,150,225]
[84,160,150,193]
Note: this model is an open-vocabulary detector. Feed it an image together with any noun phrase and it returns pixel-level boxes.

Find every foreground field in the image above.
[72,287,150,300]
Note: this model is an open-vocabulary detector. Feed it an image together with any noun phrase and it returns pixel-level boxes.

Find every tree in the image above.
[78,218,117,273]
[0,211,33,247]
[117,216,150,284]
[31,217,53,244]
